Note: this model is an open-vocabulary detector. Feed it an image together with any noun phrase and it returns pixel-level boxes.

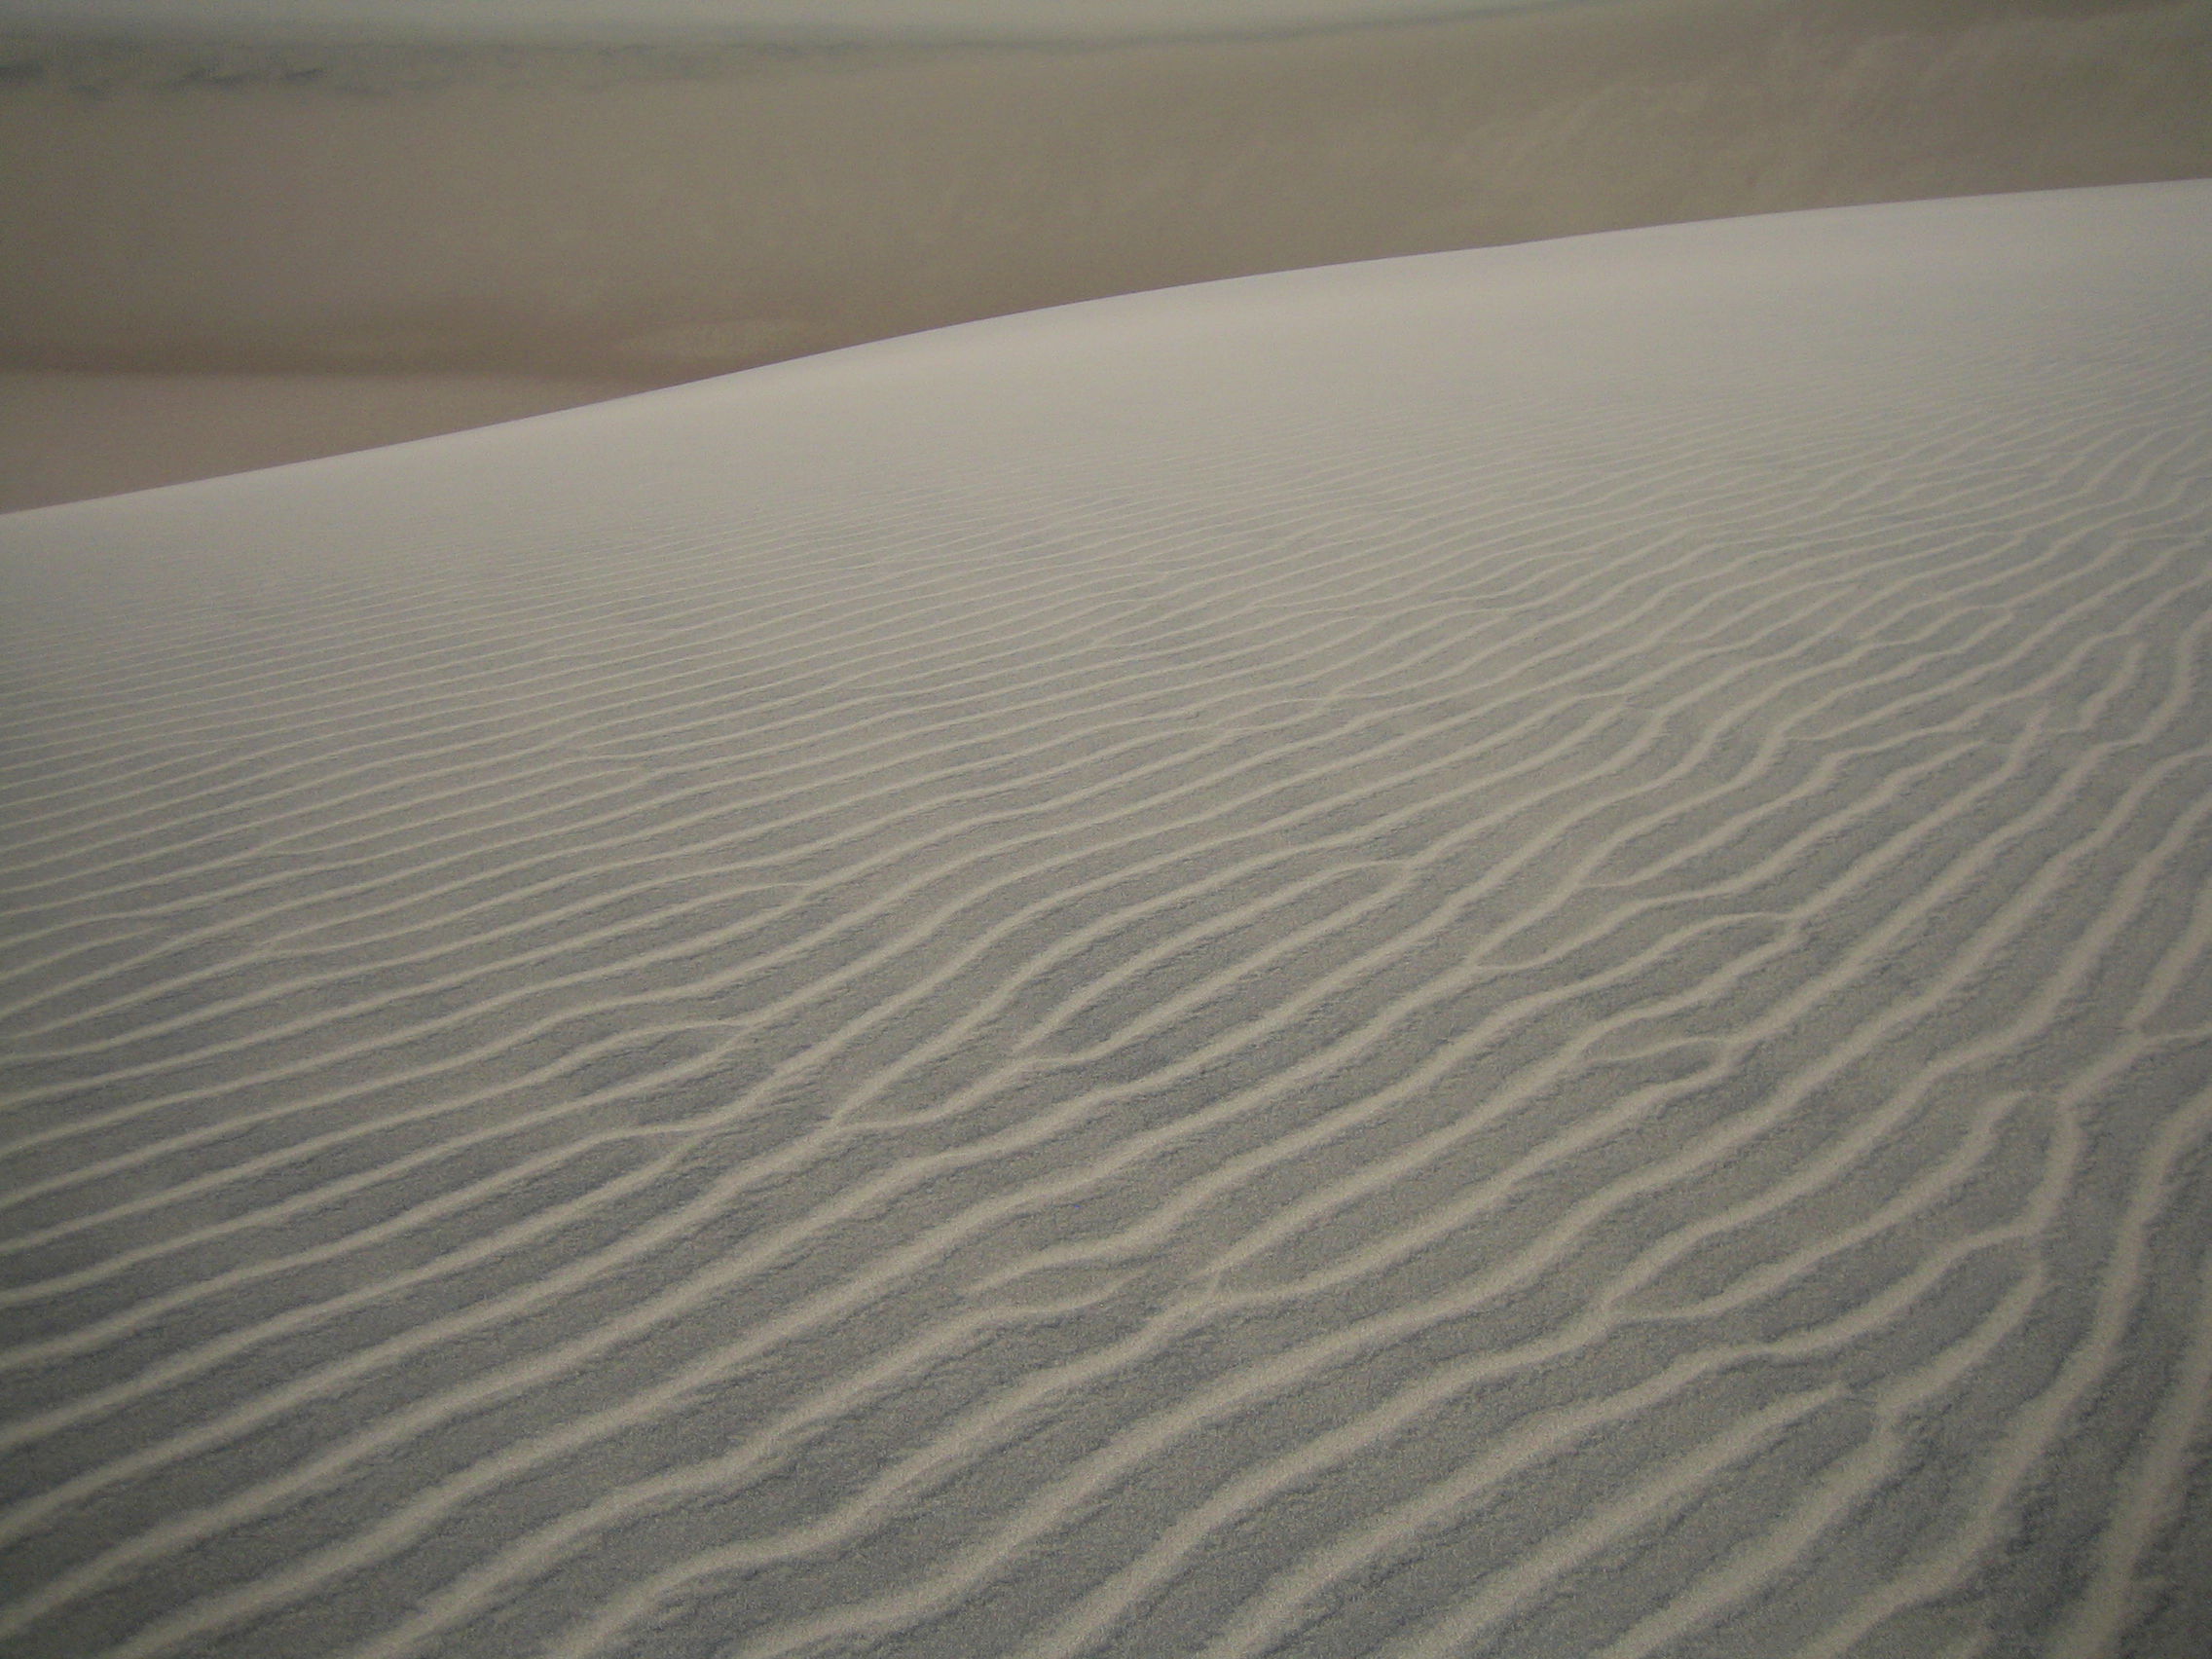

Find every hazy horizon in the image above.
[0,0,1600,46]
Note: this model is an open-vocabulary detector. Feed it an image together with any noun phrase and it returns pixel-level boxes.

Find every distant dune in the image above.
[0,0,1576,46]
[3,181,2209,1657]
[8,0,2207,381]
[2,0,2209,505]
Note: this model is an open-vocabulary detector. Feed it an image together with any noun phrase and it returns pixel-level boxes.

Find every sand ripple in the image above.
[3,182,2210,1657]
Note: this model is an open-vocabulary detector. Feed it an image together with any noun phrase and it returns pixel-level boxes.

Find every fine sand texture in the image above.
[4,182,2212,1656]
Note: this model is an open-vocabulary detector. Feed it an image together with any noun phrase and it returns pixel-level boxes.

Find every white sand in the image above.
[5,0,2210,506]
[2,181,2209,1657]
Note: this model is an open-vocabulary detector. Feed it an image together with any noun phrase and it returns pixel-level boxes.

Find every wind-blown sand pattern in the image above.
[4,182,2212,1657]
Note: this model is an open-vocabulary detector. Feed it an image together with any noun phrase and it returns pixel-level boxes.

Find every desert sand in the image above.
[3,0,2211,506]
[0,372,670,509]
[2,177,2209,1656]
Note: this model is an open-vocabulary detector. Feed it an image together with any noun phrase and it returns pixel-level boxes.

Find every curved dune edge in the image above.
[4,183,2212,1656]
[0,372,680,516]
[7,0,2210,508]
[9,0,2211,380]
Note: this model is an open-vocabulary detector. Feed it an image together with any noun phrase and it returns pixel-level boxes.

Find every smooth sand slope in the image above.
[11,0,2211,381]
[0,372,673,513]
[4,0,2211,506]
[4,182,2212,1656]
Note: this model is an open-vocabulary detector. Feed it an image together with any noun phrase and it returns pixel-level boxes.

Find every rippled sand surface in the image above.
[3,182,2211,1657]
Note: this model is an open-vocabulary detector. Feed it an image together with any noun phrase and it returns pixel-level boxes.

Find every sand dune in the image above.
[5,0,2209,507]
[4,182,2212,1654]
[11,0,2209,385]
[0,372,673,513]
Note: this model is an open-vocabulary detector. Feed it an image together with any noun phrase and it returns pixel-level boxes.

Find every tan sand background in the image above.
[3,0,2209,508]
